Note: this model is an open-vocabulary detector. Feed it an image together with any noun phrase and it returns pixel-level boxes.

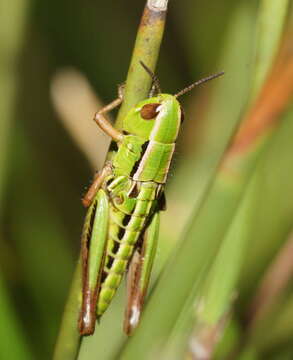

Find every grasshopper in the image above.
[78,62,223,336]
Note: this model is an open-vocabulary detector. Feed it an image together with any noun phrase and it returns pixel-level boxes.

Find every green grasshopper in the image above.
[78,62,223,336]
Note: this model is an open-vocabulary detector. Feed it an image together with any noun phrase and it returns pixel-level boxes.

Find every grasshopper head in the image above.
[123,94,183,144]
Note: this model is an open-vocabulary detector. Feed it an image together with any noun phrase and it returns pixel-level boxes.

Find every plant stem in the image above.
[115,0,168,129]
[53,261,82,360]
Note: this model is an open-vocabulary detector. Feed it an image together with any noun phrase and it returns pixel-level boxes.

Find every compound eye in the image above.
[140,103,160,120]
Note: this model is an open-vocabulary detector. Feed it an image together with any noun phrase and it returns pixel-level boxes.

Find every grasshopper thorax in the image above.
[123,94,183,144]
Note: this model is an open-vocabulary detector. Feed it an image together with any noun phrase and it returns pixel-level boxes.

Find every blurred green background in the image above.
[1,0,292,359]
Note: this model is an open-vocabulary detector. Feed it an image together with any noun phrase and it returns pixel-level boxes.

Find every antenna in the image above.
[175,71,224,98]
[139,61,162,96]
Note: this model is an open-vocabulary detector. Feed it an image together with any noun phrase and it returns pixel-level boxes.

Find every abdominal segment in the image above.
[96,179,160,316]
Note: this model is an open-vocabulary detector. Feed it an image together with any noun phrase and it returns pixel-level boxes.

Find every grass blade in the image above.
[251,0,290,99]
[120,7,292,359]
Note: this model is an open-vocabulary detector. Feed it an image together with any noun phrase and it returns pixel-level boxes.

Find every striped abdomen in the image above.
[97,178,161,316]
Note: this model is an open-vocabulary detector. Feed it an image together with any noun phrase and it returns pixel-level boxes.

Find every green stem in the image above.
[52,261,82,360]
[115,0,168,129]
[53,1,168,359]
